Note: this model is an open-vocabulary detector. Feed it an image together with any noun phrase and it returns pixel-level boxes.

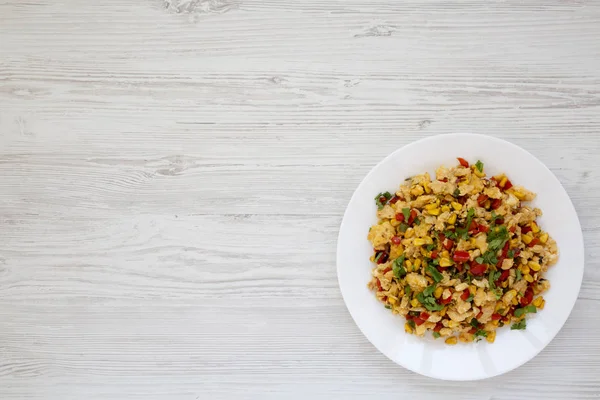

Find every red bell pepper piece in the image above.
[395,213,405,222]
[443,238,455,251]
[419,311,430,321]
[491,313,502,321]
[407,209,418,225]
[391,236,401,245]
[528,238,540,248]
[460,290,470,301]
[457,157,470,168]
[491,198,502,210]
[470,262,487,276]
[452,250,470,263]
[477,194,489,206]
[520,288,534,306]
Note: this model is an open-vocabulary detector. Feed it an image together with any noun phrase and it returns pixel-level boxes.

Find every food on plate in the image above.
[367,158,558,344]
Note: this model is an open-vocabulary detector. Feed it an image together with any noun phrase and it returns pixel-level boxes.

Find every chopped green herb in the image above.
[426,265,444,283]
[399,223,409,233]
[426,244,436,251]
[516,269,522,281]
[417,285,444,312]
[414,218,421,226]
[375,192,392,209]
[507,249,515,258]
[404,285,412,296]
[393,255,407,278]
[402,207,411,221]
[491,210,498,220]
[456,208,476,240]
[385,305,392,309]
[475,256,484,264]
[466,294,474,302]
[453,188,461,198]
[374,252,384,263]
[444,230,458,240]
[494,288,503,300]
[432,332,441,339]
[488,270,501,290]
[432,258,440,266]
[497,308,505,315]
[470,318,480,328]
[408,319,416,329]
[514,305,537,318]
[481,249,498,265]
[404,176,413,182]
[475,160,484,173]
[474,329,488,338]
[511,320,527,330]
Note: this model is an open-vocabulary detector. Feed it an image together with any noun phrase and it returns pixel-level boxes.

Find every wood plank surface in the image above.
[1,0,599,398]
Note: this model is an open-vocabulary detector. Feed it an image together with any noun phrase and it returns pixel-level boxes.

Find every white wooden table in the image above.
[1,1,600,399]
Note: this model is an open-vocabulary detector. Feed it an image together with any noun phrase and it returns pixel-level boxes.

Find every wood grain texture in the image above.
[1,0,599,398]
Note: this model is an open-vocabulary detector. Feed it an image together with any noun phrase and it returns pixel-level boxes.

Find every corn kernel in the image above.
[390,218,400,227]
[531,221,540,233]
[513,190,526,200]
[511,297,518,305]
[484,199,491,208]
[410,186,424,196]
[434,287,444,299]
[533,296,544,308]
[528,261,541,272]
[499,176,508,188]
[445,337,458,345]
[441,250,450,259]
[439,257,453,267]
[492,320,499,326]
[486,331,496,343]
[501,281,508,288]
[520,265,530,275]
[451,201,463,211]
[495,302,504,312]
[440,307,447,317]
[540,233,549,244]
[423,180,432,194]
[404,228,415,238]
[447,213,457,225]
[441,205,451,213]
[538,299,545,309]
[405,260,413,272]
[405,322,414,334]
[473,169,485,178]
[522,234,533,245]
[470,238,477,246]
[411,298,420,307]
[425,203,438,211]
[389,297,397,305]
[413,259,422,270]
[469,285,477,295]
[524,274,534,283]
[448,320,459,328]
[413,238,426,246]
[510,238,519,247]
[427,208,441,216]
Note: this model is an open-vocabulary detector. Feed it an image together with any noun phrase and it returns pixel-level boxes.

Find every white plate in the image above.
[337,133,584,381]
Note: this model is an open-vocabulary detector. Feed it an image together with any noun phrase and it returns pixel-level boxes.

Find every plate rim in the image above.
[336,132,585,380]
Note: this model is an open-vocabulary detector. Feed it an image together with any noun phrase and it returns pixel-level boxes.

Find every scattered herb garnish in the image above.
[453,188,461,198]
[481,249,498,265]
[489,270,501,290]
[456,208,476,240]
[475,160,484,173]
[404,285,412,296]
[399,223,409,233]
[414,218,421,226]
[416,285,444,312]
[516,269,522,281]
[444,230,458,240]
[426,243,436,251]
[474,329,488,338]
[432,332,441,339]
[402,207,411,221]
[466,294,474,302]
[511,320,527,330]
[488,225,509,251]
[385,305,391,309]
[507,249,515,258]
[393,255,407,278]
[470,318,480,328]
[374,252,384,263]
[408,319,416,329]
[476,256,484,264]
[514,305,537,318]
[426,264,444,283]
[375,192,392,209]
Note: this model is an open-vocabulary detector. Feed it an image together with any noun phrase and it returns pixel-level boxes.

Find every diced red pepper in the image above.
[382,296,388,302]
[521,225,532,234]
[514,249,521,258]
[407,209,418,225]
[520,288,534,306]
[491,313,502,321]
[477,311,483,319]
[495,217,504,225]
[478,223,490,233]
[433,322,443,332]
[375,251,389,264]
[496,256,505,269]
[389,195,400,204]
[501,242,510,258]
[509,226,516,233]
[457,195,468,205]
[391,236,401,245]
[477,194,489,206]
[376,279,383,291]
[405,314,414,321]
[468,327,478,334]
[453,250,470,263]
[491,198,502,210]
[439,295,453,305]
[490,177,498,186]
[414,317,425,326]
[395,213,405,222]
[431,250,439,259]
[503,179,513,191]
[470,262,487,276]
[457,157,470,168]
[455,263,463,272]
[498,269,510,282]
[443,238,455,251]
[378,196,388,205]
[460,290,470,301]
[440,178,448,183]
[419,311,430,321]
[382,267,392,274]
[528,238,540,248]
